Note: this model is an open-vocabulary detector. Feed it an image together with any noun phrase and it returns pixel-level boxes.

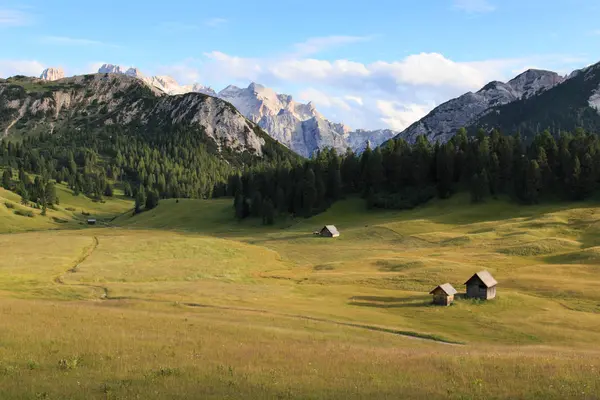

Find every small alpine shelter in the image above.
[87,219,97,225]
[429,283,458,306]
[319,225,340,238]
[465,270,497,300]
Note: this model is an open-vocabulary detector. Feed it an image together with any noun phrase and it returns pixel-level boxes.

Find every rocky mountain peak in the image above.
[98,64,125,74]
[39,67,65,81]
[507,69,564,99]
[396,68,565,144]
[125,67,145,78]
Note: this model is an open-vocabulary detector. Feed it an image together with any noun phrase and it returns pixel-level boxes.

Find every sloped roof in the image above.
[429,283,458,296]
[322,225,339,235]
[464,271,498,287]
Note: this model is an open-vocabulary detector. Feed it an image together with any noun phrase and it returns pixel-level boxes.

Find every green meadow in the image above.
[1,188,600,399]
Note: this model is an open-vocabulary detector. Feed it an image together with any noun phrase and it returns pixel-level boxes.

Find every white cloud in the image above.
[40,36,120,47]
[453,0,496,13]
[181,49,587,130]
[156,60,202,83]
[590,29,600,36]
[298,88,353,111]
[205,17,227,27]
[0,8,32,27]
[376,100,435,131]
[345,96,363,106]
[0,60,45,78]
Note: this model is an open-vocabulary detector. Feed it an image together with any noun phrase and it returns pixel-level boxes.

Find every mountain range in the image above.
[1,73,286,161]
[39,64,396,157]
[16,59,600,160]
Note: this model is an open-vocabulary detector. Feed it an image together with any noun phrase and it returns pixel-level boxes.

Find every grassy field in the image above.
[2,193,600,398]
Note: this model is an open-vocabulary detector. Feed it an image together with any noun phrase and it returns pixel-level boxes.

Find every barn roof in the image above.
[429,283,458,296]
[464,271,497,287]
[323,225,339,235]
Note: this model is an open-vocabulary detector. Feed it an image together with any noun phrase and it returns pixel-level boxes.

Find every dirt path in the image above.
[181,301,463,345]
[54,236,108,297]
[51,235,461,345]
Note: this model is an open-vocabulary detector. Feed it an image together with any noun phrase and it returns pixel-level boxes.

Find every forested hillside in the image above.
[470,62,600,138]
[235,127,600,224]
[0,74,299,212]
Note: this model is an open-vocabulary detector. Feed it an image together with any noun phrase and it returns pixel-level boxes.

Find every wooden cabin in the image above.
[429,283,458,306]
[465,271,497,300]
[318,225,340,238]
[87,219,97,225]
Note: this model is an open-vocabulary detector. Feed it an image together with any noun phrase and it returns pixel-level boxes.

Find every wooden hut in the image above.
[318,225,340,238]
[464,271,497,300]
[429,283,458,306]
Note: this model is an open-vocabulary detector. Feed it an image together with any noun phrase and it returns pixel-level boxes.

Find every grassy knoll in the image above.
[0,184,132,234]
[2,194,600,398]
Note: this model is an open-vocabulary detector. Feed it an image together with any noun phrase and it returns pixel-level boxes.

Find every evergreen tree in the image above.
[436,142,455,199]
[44,182,57,205]
[234,192,248,220]
[275,186,286,214]
[145,190,160,210]
[2,169,11,189]
[261,198,275,225]
[250,191,263,218]
[524,160,542,204]
[134,186,146,214]
[104,183,114,197]
[302,168,317,217]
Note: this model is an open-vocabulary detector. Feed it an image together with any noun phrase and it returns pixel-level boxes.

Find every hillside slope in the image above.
[468,62,600,137]
[396,69,564,143]
[0,74,296,160]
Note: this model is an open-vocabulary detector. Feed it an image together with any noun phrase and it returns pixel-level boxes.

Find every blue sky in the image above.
[1,0,598,130]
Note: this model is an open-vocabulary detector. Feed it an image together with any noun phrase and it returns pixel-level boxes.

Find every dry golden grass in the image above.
[2,194,600,398]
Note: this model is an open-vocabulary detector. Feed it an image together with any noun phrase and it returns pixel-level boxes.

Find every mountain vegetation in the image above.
[235,127,600,223]
[470,63,600,137]
[0,74,299,212]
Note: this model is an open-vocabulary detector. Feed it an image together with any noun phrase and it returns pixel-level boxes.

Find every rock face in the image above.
[0,74,268,156]
[96,65,218,97]
[397,69,565,143]
[218,83,395,157]
[95,64,395,156]
[39,67,65,81]
[465,61,600,139]
[98,64,125,74]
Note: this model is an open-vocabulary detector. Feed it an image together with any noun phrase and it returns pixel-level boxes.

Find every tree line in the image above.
[0,123,298,214]
[231,127,600,224]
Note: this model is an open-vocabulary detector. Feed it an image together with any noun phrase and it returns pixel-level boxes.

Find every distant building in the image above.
[465,271,497,300]
[317,225,340,238]
[87,219,96,225]
[429,283,458,306]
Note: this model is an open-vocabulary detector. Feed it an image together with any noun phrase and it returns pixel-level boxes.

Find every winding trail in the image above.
[54,236,108,298]
[52,235,461,345]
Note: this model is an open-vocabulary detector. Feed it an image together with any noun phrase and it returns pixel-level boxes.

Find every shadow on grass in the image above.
[348,295,432,309]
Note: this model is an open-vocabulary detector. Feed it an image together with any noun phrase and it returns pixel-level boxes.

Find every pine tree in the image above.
[524,160,542,204]
[302,168,317,217]
[2,169,11,189]
[44,182,57,205]
[135,186,146,214]
[104,183,114,197]
[145,190,160,210]
[436,142,455,199]
[327,160,342,201]
[251,191,263,218]
[261,198,275,225]
[234,193,248,220]
[275,186,286,214]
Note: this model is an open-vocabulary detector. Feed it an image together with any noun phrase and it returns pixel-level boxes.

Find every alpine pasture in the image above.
[1,186,600,399]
